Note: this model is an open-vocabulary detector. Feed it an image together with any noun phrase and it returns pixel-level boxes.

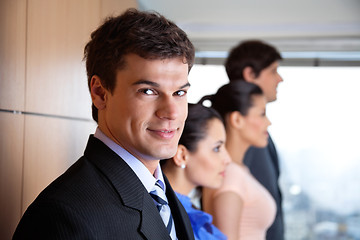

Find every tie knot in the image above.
[155,180,165,191]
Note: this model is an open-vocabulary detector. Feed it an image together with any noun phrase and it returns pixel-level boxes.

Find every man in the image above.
[13,8,195,239]
[225,40,284,240]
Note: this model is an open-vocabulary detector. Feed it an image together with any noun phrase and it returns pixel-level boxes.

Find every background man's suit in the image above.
[243,135,284,240]
[13,135,195,239]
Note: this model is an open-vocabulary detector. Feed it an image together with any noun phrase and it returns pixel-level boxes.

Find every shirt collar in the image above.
[94,127,166,193]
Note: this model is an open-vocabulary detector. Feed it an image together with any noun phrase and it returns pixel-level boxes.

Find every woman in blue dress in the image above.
[161,103,231,240]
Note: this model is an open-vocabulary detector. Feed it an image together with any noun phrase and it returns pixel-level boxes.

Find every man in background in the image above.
[225,40,284,240]
[13,8,195,239]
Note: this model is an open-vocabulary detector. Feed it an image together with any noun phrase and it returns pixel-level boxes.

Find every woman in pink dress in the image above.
[201,81,276,240]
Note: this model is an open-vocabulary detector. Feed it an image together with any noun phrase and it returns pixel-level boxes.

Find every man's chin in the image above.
[156,147,178,160]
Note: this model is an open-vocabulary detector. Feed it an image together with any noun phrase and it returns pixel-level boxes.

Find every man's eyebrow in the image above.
[132,80,159,87]
[180,82,191,89]
[132,80,191,89]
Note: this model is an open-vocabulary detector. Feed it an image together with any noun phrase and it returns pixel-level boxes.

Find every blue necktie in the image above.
[150,180,177,239]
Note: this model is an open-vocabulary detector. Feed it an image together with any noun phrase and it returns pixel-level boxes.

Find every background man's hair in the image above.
[225,40,282,81]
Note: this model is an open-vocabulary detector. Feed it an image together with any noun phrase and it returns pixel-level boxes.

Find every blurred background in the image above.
[1,0,359,239]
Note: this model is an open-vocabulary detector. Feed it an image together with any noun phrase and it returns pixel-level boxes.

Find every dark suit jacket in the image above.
[13,135,195,240]
[243,135,284,240]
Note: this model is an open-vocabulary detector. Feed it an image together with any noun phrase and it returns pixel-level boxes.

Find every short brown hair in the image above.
[84,8,195,122]
[225,40,282,81]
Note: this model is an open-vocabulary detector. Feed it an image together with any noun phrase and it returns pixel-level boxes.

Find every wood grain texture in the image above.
[25,0,137,119]
[25,0,99,119]
[22,115,96,211]
[0,0,26,111]
[0,112,25,239]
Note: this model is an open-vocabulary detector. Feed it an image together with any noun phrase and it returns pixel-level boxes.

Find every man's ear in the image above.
[228,111,245,129]
[90,75,107,110]
[173,144,189,168]
[242,66,256,83]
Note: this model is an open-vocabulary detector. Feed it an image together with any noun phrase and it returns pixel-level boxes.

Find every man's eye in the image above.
[174,90,187,97]
[140,89,156,95]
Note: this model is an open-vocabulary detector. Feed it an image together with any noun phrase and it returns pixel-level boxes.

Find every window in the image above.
[188,65,360,239]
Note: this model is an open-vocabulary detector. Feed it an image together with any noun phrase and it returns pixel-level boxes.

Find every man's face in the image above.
[253,61,283,102]
[97,54,190,169]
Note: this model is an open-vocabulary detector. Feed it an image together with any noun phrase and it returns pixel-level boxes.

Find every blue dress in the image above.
[176,192,227,240]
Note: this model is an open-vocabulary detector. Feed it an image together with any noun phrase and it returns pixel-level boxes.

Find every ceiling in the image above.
[137,0,360,65]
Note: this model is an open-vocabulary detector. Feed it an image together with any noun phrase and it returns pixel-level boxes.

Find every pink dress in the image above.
[214,162,276,240]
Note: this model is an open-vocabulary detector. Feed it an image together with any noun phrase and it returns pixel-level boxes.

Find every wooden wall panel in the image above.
[0,112,24,239]
[1,1,138,238]
[25,0,137,119]
[22,115,96,211]
[0,0,26,111]
[100,0,137,18]
[25,0,101,119]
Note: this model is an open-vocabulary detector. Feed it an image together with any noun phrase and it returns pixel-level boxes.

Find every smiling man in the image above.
[13,8,195,240]
[92,54,190,173]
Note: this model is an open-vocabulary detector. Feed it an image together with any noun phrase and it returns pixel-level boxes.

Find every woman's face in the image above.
[185,118,231,189]
[241,95,271,147]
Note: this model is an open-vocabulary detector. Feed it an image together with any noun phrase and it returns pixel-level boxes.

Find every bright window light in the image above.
[188,64,360,239]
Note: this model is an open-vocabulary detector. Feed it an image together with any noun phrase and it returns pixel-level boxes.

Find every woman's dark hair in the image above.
[225,40,282,81]
[83,8,195,122]
[199,81,263,125]
[178,103,223,153]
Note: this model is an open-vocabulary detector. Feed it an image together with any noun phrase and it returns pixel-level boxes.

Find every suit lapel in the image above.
[139,191,172,239]
[84,136,144,209]
[84,135,171,239]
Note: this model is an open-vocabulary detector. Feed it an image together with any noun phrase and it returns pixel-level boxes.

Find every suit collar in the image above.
[84,135,194,240]
[84,136,173,239]
[84,135,145,210]
[94,128,161,192]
